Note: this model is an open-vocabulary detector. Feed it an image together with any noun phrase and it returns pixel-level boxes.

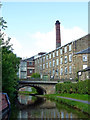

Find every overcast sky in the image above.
[1,2,88,58]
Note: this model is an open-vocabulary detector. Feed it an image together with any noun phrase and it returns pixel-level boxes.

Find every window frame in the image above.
[53,52,55,58]
[60,57,63,64]
[56,50,58,56]
[60,49,62,55]
[65,67,67,74]
[64,46,67,53]
[53,59,55,66]
[69,54,72,62]
[69,44,72,51]
[69,66,72,74]
[60,68,63,75]
[83,55,87,62]
[65,56,67,63]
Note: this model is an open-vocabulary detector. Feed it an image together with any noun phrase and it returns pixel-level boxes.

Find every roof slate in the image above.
[76,47,90,54]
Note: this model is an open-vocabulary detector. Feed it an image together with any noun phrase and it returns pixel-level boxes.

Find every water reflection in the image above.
[16,94,89,119]
[18,95,37,105]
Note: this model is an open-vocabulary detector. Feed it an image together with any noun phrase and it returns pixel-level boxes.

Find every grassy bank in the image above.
[45,93,89,101]
[18,90,37,95]
[44,94,90,115]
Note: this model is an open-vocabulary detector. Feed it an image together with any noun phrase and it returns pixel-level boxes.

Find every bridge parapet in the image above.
[19,78,77,82]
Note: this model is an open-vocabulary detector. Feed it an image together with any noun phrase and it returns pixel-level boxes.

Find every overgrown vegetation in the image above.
[0,17,20,101]
[56,79,89,94]
[31,73,40,78]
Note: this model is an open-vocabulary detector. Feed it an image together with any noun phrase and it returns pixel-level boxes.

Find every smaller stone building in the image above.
[75,47,90,80]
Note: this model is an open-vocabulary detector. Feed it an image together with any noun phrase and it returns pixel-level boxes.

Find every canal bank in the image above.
[43,94,90,115]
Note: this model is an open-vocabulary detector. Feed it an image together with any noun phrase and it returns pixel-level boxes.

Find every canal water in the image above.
[8,94,90,119]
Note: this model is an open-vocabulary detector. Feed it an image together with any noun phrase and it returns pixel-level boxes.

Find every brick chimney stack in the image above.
[55,20,61,48]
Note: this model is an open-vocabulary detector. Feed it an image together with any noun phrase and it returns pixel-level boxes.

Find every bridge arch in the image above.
[18,85,46,95]
[18,80,57,94]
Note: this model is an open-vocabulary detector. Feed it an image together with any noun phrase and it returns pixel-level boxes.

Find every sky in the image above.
[1,2,88,58]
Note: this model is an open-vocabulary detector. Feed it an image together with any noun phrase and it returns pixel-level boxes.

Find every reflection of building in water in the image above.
[18,108,77,119]
[18,95,36,105]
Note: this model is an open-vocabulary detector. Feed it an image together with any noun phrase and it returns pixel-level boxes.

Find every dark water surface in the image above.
[9,94,89,119]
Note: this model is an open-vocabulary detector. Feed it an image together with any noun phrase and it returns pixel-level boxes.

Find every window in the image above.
[53,60,55,66]
[46,62,48,68]
[69,66,72,74]
[35,61,37,65]
[83,65,87,69]
[49,54,51,59]
[29,69,33,73]
[49,61,51,67]
[69,54,72,62]
[38,59,39,63]
[64,46,67,53]
[60,57,63,64]
[29,62,33,65]
[56,69,58,76]
[46,55,48,60]
[53,52,55,58]
[43,57,45,63]
[53,69,55,76]
[69,44,72,51]
[56,58,59,65]
[21,61,27,67]
[65,56,67,63]
[83,55,87,61]
[21,72,27,79]
[43,64,45,69]
[60,68,63,75]
[21,67,26,71]
[40,58,42,63]
[65,67,67,74]
[60,49,62,55]
[56,51,58,56]
[40,64,42,70]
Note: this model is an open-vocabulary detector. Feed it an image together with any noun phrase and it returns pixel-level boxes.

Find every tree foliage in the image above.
[0,17,20,100]
[31,73,40,78]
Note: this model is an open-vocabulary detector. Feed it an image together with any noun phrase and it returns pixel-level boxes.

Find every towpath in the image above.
[57,96,90,104]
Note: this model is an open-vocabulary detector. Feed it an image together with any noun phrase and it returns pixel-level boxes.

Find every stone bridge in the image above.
[18,80,59,95]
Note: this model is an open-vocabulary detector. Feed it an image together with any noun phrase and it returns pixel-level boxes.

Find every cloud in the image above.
[61,25,87,46]
[2,25,87,58]
[28,25,87,55]
[2,32,23,57]
[29,28,56,53]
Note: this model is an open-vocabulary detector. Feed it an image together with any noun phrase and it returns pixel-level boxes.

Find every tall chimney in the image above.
[55,20,61,48]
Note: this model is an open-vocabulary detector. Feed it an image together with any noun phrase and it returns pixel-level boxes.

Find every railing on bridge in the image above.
[19,78,77,83]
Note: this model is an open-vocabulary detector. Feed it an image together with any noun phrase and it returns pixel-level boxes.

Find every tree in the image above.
[0,17,20,100]
[31,73,40,78]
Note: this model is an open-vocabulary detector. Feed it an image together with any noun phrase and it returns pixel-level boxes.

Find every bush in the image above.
[56,79,89,94]
[31,73,40,78]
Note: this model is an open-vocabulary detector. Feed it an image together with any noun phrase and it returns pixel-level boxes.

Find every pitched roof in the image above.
[76,47,90,54]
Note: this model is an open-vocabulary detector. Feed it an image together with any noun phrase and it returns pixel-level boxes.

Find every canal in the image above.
[8,94,89,119]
